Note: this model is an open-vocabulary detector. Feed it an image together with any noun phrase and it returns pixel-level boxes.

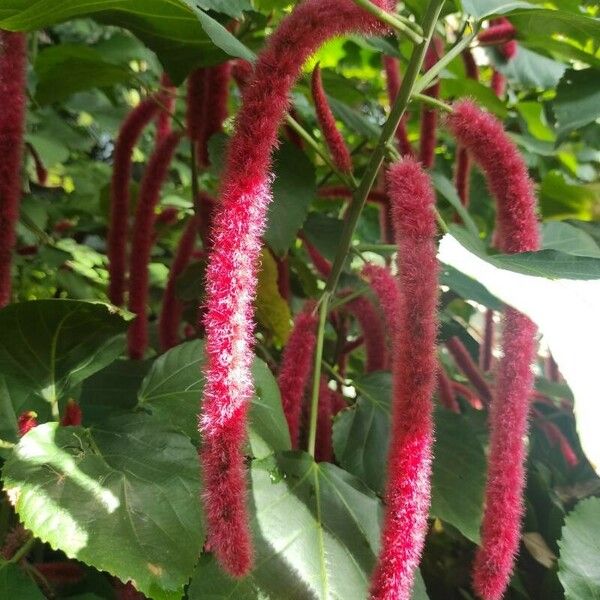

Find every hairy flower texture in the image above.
[200,0,392,576]
[419,37,443,169]
[491,70,506,97]
[159,215,200,351]
[61,399,82,426]
[18,411,37,437]
[277,302,318,448]
[0,524,27,560]
[383,55,413,156]
[231,59,254,90]
[108,96,162,306]
[480,309,495,371]
[533,408,578,467]
[274,253,291,302]
[127,131,182,360]
[155,73,176,144]
[447,100,540,600]
[370,159,439,600]
[453,381,484,410]
[445,336,492,405]
[187,67,207,148]
[478,19,517,47]
[317,185,387,204]
[316,378,334,462]
[347,295,387,373]
[461,49,479,81]
[202,63,231,166]
[312,64,352,173]
[0,31,27,308]
[437,366,459,413]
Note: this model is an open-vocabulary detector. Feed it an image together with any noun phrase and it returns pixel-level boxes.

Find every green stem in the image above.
[328,286,370,311]
[357,243,397,253]
[307,292,330,457]
[285,115,356,188]
[324,0,446,296]
[411,92,453,113]
[351,0,423,44]
[9,536,34,564]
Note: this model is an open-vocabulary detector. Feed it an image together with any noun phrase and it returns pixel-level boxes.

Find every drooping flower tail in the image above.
[200,0,392,576]
[108,96,162,306]
[419,38,443,168]
[346,295,387,373]
[201,63,231,166]
[447,100,540,600]
[277,302,318,448]
[479,309,494,372]
[159,215,200,351]
[370,158,439,600]
[0,31,27,308]
[127,131,182,359]
[315,378,335,462]
[445,336,492,405]
[437,366,459,413]
[155,73,176,144]
[383,56,413,156]
[311,64,352,173]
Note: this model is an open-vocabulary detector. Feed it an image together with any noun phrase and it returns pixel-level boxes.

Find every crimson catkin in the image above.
[370,158,439,600]
[61,399,82,427]
[315,378,334,462]
[447,100,540,600]
[383,55,413,156]
[108,96,162,306]
[26,142,48,186]
[159,215,200,351]
[0,31,27,308]
[155,73,176,144]
[311,64,352,173]
[201,63,231,166]
[17,411,37,437]
[479,309,494,372]
[277,302,318,448]
[127,131,182,360]
[347,295,387,373]
[419,37,443,169]
[446,336,492,405]
[437,366,459,413]
[478,19,517,46]
[200,0,392,576]
[317,185,387,204]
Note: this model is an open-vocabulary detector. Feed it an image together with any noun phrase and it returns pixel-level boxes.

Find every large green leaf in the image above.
[510,10,600,46]
[558,498,600,599]
[540,171,598,220]
[461,0,536,19]
[0,564,45,600]
[0,300,130,407]
[542,222,600,259]
[137,339,291,457]
[34,45,131,105]
[2,416,203,600]
[0,1,253,82]
[265,142,316,256]
[553,68,600,134]
[332,373,486,543]
[496,46,566,90]
[440,264,504,310]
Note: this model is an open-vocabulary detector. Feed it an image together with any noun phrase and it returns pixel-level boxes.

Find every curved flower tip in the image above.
[18,411,38,437]
[61,400,83,427]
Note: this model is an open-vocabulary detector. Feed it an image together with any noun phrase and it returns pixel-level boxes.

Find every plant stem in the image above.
[351,0,424,44]
[411,92,453,113]
[307,292,330,457]
[328,286,370,311]
[9,535,34,564]
[323,0,446,297]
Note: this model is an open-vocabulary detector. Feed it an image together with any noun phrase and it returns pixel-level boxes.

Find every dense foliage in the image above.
[0,1,599,599]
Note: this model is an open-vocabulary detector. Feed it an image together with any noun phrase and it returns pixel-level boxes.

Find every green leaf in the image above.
[137,339,291,457]
[328,95,381,139]
[553,68,600,134]
[496,46,566,90]
[542,222,600,258]
[34,44,131,105]
[540,171,598,220]
[249,452,384,599]
[558,498,600,599]
[461,0,536,19]
[303,213,345,263]
[195,0,252,18]
[0,563,45,600]
[450,226,600,280]
[332,373,486,542]
[430,172,479,239]
[0,1,250,82]
[440,263,504,310]
[265,141,316,256]
[0,300,130,406]
[441,78,507,119]
[2,416,203,600]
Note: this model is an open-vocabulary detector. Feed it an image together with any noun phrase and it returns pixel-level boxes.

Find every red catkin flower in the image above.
[61,399,82,427]
[18,411,37,437]
[383,55,413,156]
[317,185,388,205]
[108,95,162,306]
[0,524,27,560]
[447,100,540,600]
[419,37,443,169]
[273,253,291,302]
[155,73,176,144]
[186,67,208,154]
[311,64,353,173]
[478,19,517,46]
[437,366,459,413]
[127,131,182,360]
[200,0,391,576]
[347,295,387,373]
[479,309,495,372]
[277,302,318,448]
[370,158,439,600]
[546,353,560,382]
[446,336,492,405]
[491,69,506,97]
[315,378,334,462]
[0,31,27,308]
[461,49,479,81]
[231,59,254,90]
[35,562,85,585]
[453,381,483,410]
[159,215,200,351]
[201,63,231,166]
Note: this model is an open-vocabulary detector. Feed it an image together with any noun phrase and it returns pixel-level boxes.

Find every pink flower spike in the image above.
[127,131,182,360]
[17,411,37,437]
[277,302,318,448]
[447,100,540,600]
[346,295,387,373]
[0,31,27,308]
[419,37,443,169]
[200,0,392,576]
[159,215,200,351]
[108,95,162,306]
[155,73,176,144]
[445,336,492,405]
[383,56,413,156]
[437,366,459,413]
[311,64,352,174]
[61,399,83,427]
[478,20,517,46]
[370,158,439,600]
[315,378,335,462]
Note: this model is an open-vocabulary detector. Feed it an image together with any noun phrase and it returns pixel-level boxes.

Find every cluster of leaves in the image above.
[0,0,599,599]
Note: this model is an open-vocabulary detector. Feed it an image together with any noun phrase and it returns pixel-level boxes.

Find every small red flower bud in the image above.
[18,411,38,436]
